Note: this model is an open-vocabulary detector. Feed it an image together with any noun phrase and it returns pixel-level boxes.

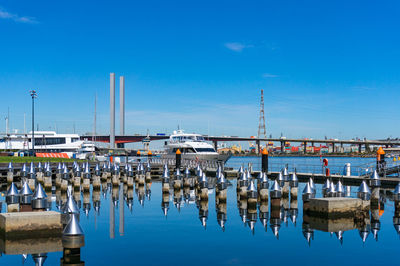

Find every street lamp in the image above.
[30,90,37,156]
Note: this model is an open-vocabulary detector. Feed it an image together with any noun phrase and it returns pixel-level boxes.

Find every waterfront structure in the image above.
[0,131,89,157]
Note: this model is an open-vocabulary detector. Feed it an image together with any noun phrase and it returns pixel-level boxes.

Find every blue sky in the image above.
[0,0,399,140]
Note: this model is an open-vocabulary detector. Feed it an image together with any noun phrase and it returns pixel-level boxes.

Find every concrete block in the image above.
[44,176,52,189]
[259,188,269,201]
[112,175,120,186]
[127,177,134,188]
[7,172,13,183]
[73,176,81,187]
[304,197,369,218]
[216,189,227,203]
[199,188,208,201]
[82,178,90,191]
[7,204,19,213]
[28,179,36,191]
[173,180,182,190]
[162,183,170,193]
[282,183,290,196]
[0,211,62,238]
[138,174,145,185]
[55,174,62,186]
[37,172,44,183]
[290,187,298,198]
[145,172,151,182]
[61,180,68,191]
[93,176,101,189]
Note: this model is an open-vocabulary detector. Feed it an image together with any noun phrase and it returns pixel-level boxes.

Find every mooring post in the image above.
[376,147,385,176]
[261,148,268,173]
[176,149,181,169]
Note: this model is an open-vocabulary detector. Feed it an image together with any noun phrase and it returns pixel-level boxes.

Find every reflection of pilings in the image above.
[61,235,84,265]
[32,253,47,266]
[393,201,400,235]
[161,192,169,217]
[216,202,227,231]
[110,195,115,239]
[238,199,247,225]
[127,188,134,213]
[247,205,257,234]
[259,201,269,231]
[302,221,314,246]
[270,199,281,239]
[371,202,382,241]
[145,183,152,201]
[173,189,183,211]
[290,187,298,201]
[74,190,81,210]
[371,187,380,207]
[119,183,124,236]
[138,186,145,206]
[289,198,298,226]
[199,200,208,229]
[282,182,290,198]
[83,192,91,217]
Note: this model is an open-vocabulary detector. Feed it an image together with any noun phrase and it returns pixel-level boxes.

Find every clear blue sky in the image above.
[0,0,399,140]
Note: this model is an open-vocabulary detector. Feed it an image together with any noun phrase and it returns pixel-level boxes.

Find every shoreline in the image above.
[231,153,375,158]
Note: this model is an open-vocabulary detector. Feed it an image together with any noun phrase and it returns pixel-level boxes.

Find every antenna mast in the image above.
[257,89,267,152]
[94,93,97,143]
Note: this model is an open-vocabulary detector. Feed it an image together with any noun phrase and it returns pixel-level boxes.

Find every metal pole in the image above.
[110,73,115,148]
[32,96,34,155]
[119,76,125,136]
[30,90,37,156]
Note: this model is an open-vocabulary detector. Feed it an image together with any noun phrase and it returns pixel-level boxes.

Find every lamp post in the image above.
[30,90,37,156]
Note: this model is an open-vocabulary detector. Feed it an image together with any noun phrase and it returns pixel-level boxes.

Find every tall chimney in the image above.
[110,73,115,148]
[119,76,125,136]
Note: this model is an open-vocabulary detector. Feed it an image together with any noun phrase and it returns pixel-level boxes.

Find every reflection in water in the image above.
[3,170,400,265]
[119,183,124,236]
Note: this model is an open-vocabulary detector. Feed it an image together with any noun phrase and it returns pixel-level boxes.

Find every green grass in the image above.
[0,156,86,163]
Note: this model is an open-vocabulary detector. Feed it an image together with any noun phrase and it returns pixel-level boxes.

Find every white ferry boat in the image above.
[0,131,90,158]
[161,130,231,163]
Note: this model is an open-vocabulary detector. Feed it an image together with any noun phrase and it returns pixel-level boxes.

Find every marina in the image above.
[1,1,400,265]
[0,156,398,264]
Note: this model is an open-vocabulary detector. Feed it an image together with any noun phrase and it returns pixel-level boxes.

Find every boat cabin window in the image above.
[34,137,66,146]
[196,136,205,141]
[195,148,216,153]
[171,136,197,142]
[71,138,79,142]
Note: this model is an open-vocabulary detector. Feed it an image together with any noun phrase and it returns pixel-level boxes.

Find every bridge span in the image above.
[80,135,400,153]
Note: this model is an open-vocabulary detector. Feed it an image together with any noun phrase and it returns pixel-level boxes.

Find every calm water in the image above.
[0,156,399,265]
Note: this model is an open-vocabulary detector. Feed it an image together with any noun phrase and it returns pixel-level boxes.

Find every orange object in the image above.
[176,149,181,155]
[137,150,141,155]
[148,150,152,156]
[323,158,328,167]
[377,147,385,155]
[36,153,69,158]
[110,156,113,163]
[262,148,268,155]
[326,168,330,176]
[379,209,384,216]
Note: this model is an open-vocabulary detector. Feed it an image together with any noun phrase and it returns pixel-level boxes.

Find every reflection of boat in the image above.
[161,130,231,163]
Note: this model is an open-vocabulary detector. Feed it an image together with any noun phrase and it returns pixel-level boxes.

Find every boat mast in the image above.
[94,92,97,144]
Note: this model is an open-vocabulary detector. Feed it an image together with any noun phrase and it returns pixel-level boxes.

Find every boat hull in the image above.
[160,153,231,164]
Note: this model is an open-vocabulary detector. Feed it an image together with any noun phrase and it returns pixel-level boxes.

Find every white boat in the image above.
[0,131,91,158]
[161,130,231,163]
[75,141,96,160]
